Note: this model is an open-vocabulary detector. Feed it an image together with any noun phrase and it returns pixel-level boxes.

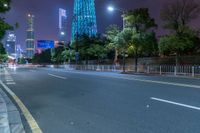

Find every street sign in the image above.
[37,40,55,49]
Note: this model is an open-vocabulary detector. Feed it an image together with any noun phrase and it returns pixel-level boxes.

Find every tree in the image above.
[112,28,134,72]
[17,58,26,64]
[71,34,108,64]
[32,49,52,64]
[159,29,199,65]
[0,0,12,64]
[105,25,121,64]
[123,8,157,72]
[0,18,12,40]
[87,44,107,63]
[0,43,7,63]
[160,0,200,64]
[51,47,65,64]
[75,34,92,62]
[123,8,157,33]
[61,49,76,64]
[0,0,12,40]
[140,32,158,56]
[0,0,11,13]
[160,0,200,35]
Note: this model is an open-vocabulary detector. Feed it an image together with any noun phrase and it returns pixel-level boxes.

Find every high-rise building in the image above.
[16,45,23,59]
[59,8,67,42]
[71,0,97,41]
[5,31,16,55]
[26,14,35,59]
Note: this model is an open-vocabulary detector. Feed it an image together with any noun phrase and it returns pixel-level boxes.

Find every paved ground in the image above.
[1,67,200,133]
[0,68,25,133]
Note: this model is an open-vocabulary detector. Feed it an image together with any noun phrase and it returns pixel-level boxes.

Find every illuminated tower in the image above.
[26,14,35,59]
[5,31,16,55]
[59,8,67,42]
[71,0,97,41]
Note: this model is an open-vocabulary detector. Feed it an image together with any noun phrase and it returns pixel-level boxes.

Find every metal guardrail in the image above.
[46,65,200,77]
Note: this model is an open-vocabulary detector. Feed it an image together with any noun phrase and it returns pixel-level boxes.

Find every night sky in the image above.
[4,0,200,49]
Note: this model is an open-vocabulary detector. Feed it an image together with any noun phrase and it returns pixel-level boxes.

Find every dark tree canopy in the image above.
[161,0,200,35]
[0,0,11,13]
[0,43,6,54]
[123,8,157,33]
[0,0,12,40]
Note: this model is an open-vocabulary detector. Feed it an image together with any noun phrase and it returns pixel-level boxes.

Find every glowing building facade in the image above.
[26,14,35,59]
[71,0,97,41]
[59,8,67,42]
[5,31,16,55]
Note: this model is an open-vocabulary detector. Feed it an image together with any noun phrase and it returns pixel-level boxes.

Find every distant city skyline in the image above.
[4,0,200,49]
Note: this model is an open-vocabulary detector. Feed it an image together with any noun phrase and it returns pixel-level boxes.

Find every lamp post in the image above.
[107,5,126,72]
[107,6,125,29]
[3,3,8,8]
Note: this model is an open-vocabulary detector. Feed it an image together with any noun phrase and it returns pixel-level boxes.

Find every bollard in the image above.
[192,66,195,77]
[160,66,162,75]
[174,66,177,76]
[147,66,150,74]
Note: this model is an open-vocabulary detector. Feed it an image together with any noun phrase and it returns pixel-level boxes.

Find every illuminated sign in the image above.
[37,40,55,49]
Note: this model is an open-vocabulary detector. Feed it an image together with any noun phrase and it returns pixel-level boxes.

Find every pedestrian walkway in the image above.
[0,88,25,133]
[0,68,25,133]
[4,70,16,85]
[0,88,10,133]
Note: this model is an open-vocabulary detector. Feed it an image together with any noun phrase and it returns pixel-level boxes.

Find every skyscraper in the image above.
[59,8,67,42]
[26,14,35,59]
[71,0,97,41]
[5,31,16,55]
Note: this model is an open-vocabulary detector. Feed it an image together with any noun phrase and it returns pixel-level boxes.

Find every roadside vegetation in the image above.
[32,0,200,66]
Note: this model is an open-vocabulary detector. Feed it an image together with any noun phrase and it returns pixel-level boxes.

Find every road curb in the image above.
[0,80,42,133]
[0,89,10,133]
[0,88,25,133]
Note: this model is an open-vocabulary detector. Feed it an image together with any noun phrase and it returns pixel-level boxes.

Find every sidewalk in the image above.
[0,87,25,133]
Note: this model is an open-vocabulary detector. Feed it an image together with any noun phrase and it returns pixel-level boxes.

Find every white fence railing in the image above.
[47,65,200,77]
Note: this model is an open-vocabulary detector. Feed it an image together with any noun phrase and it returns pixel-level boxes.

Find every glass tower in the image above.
[5,31,16,55]
[59,8,67,42]
[71,0,97,41]
[26,14,35,59]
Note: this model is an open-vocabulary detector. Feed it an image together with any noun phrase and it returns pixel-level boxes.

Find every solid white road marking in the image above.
[105,76,200,89]
[0,80,43,133]
[53,70,200,89]
[48,73,67,79]
[151,97,200,111]
[134,79,200,89]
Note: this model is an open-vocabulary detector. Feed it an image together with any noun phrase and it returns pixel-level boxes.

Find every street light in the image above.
[107,5,127,72]
[107,5,125,29]
[107,6,114,12]
[60,31,65,36]
[4,3,8,8]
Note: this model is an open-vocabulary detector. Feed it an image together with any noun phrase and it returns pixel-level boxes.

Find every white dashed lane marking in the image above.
[48,73,67,80]
[6,82,16,85]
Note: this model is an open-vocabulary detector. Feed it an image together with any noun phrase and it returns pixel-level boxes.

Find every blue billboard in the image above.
[37,40,55,49]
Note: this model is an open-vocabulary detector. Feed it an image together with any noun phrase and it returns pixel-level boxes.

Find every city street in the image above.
[0,67,200,133]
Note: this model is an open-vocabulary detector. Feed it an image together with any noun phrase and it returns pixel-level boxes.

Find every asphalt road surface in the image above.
[0,67,200,133]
